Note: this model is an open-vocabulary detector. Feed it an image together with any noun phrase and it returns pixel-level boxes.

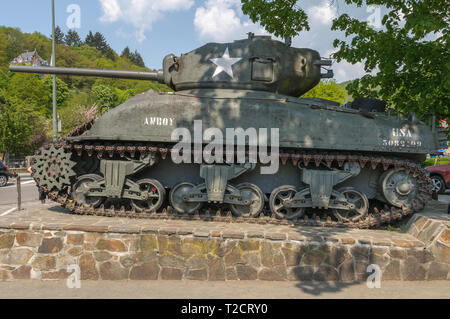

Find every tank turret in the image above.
[10,34,332,97]
[162,34,332,96]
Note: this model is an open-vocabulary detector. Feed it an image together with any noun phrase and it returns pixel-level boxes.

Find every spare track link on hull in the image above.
[32,141,433,229]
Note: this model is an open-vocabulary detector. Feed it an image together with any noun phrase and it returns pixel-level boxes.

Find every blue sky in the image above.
[0,0,387,82]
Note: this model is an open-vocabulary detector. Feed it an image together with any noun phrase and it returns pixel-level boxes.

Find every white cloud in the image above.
[322,49,372,82]
[334,61,367,82]
[307,1,337,26]
[194,0,266,42]
[99,0,194,42]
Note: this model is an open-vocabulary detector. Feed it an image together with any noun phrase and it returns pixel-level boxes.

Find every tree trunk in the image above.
[3,149,9,166]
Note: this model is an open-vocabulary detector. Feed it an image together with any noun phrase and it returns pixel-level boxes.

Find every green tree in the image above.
[302,80,347,104]
[121,46,132,59]
[0,90,35,158]
[241,0,309,38]
[42,75,70,114]
[121,47,145,67]
[239,0,449,120]
[115,88,137,105]
[0,70,10,90]
[0,26,171,154]
[65,29,82,47]
[7,73,48,115]
[92,32,108,52]
[52,26,65,44]
[0,27,26,70]
[92,85,118,106]
[131,50,145,67]
[85,31,95,47]
[103,46,116,61]
[331,0,449,119]
[59,104,98,135]
[85,31,115,60]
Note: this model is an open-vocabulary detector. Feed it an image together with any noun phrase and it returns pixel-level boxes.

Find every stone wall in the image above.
[0,200,448,281]
[1,223,448,281]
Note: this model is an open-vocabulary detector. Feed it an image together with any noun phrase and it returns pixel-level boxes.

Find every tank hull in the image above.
[73,89,436,158]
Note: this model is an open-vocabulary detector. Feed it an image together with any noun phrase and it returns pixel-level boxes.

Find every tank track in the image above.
[33,141,433,229]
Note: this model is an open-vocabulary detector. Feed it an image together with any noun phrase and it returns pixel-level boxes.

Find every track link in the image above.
[34,141,433,229]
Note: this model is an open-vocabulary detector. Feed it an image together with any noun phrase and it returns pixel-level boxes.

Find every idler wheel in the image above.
[332,187,369,222]
[269,185,306,220]
[131,179,166,212]
[169,182,203,214]
[380,169,419,208]
[230,183,264,218]
[72,174,104,208]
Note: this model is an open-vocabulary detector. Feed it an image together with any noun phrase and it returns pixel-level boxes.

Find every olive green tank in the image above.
[10,34,447,228]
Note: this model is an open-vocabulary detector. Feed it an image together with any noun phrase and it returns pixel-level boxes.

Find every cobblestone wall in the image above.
[0,222,448,281]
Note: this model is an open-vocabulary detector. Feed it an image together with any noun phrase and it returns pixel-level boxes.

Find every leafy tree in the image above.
[52,26,65,44]
[85,31,115,60]
[0,90,35,158]
[121,47,145,67]
[85,31,96,47]
[59,104,99,135]
[42,75,70,114]
[103,46,116,61]
[302,80,347,104]
[92,32,108,52]
[7,73,48,115]
[0,27,26,70]
[92,85,118,106]
[115,88,137,105]
[131,50,145,67]
[121,47,132,59]
[0,26,171,155]
[65,29,82,47]
[241,0,309,38]
[239,0,449,120]
[0,70,10,90]
[331,0,449,119]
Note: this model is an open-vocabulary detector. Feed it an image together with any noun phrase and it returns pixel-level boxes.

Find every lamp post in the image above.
[51,0,57,142]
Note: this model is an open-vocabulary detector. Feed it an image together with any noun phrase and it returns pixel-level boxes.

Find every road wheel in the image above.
[332,187,369,222]
[430,175,446,194]
[230,183,265,217]
[269,185,306,220]
[72,174,104,208]
[0,174,7,187]
[169,182,203,214]
[131,179,166,212]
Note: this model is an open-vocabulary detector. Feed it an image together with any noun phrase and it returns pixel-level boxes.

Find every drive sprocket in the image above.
[31,144,77,191]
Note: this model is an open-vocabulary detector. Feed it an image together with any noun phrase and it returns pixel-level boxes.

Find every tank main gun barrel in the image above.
[9,65,165,83]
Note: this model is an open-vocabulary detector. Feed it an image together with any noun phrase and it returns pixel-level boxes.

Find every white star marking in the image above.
[209,47,242,78]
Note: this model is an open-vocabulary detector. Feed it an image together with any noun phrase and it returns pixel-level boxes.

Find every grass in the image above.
[422,157,450,167]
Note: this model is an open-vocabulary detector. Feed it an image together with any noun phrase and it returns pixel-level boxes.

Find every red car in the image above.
[426,162,450,194]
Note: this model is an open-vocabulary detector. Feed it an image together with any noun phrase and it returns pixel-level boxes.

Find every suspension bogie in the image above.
[33,142,433,228]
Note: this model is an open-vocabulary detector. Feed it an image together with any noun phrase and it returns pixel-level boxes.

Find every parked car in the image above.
[0,160,9,187]
[426,162,450,194]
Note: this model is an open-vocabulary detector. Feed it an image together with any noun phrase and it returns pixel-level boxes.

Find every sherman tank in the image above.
[10,34,447,228]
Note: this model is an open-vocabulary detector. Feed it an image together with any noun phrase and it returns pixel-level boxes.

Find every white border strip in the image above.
[3,180,35,189]
[0,207,17,216]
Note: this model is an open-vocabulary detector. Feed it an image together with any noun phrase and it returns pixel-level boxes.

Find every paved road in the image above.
[0,175,38,206]
[439,192,450,203]
[0,280,448,299]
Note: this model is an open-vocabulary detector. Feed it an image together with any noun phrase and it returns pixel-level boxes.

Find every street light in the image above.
[51,0,57,142]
